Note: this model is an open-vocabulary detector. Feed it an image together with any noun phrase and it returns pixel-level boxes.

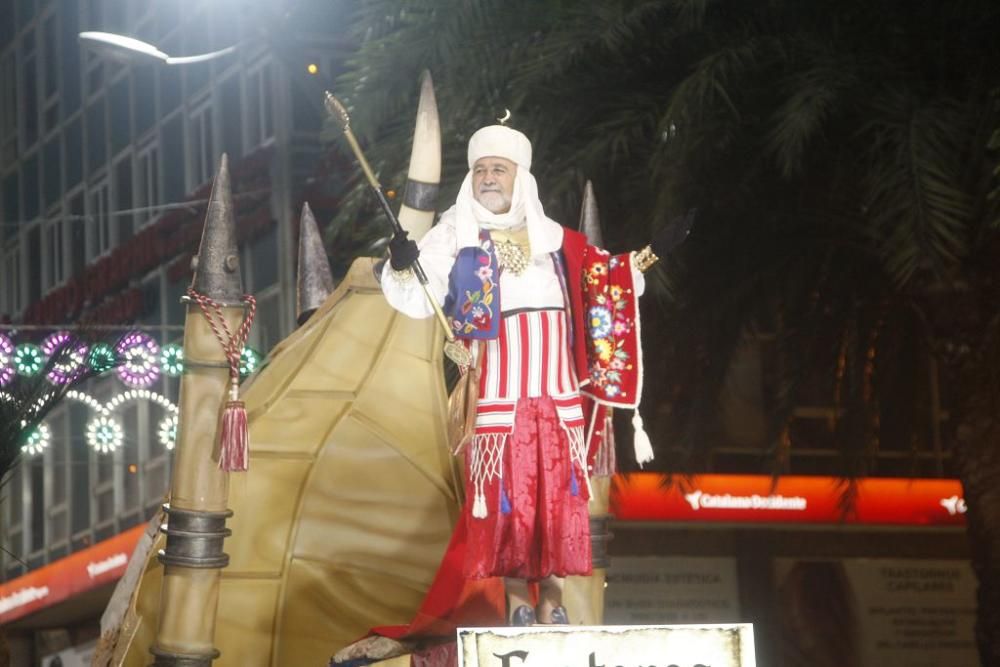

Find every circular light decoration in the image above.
[87,342,117,374]
[41,331,71,355]
[116,332,160,388]
[14,343,44,377]
[0,334,14,387]
[42,332,89,385]
[87,416,124,453]
[22,423,51,456]
[239,347,261,378]
[161,344,184,377]
[158,414,178,450]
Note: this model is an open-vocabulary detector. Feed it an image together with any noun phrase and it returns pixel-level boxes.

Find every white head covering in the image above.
[449,125,563,254]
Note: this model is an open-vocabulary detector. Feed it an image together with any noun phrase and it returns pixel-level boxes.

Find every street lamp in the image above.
[78,31,238,65]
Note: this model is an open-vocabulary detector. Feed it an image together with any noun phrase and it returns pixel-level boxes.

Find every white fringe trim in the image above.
[469,432,507,519]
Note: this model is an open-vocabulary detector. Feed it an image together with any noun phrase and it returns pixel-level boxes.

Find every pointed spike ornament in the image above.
[191,154,243,304]
[187,154,256,473]
[296,202,335,325]
[578,180,605,248]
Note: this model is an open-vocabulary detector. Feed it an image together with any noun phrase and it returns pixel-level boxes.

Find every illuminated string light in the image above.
[161,344,184,376]
[22,423,51,456]
[14,343,44,376]
[106,388,179,414]
[0,334,13,386]
[158,414,178,450]
[42,331,89,385]
[87,416,124,453]
[116,332,160,387]
[41,331,71,355]
[66,389,108,415]
[87,342,117,374]
[240,347,261,377]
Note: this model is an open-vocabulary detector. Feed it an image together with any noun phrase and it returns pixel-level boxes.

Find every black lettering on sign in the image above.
[493,650,529,667]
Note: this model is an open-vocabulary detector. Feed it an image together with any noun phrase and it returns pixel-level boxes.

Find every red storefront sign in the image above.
[611,473,967,527]
[0,524,145,624]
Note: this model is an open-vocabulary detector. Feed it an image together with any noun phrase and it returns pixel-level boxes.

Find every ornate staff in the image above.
[324,91,472,368]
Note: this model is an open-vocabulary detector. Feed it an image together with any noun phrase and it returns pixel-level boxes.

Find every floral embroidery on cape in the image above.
[581,249,641,407]
[444,232,501,340]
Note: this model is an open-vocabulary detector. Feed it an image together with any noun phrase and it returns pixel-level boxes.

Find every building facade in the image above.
[0,1,342,657]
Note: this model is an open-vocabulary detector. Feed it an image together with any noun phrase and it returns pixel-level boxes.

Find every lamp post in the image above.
[78,32,238,65]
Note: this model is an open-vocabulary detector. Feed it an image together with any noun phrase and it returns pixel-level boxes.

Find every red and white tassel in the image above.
[219,379,249,472]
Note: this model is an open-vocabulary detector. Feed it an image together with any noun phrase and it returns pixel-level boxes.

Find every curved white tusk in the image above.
[397,71,442,241]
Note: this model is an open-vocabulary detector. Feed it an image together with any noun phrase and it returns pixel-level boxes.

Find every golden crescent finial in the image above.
[497,108,511,125]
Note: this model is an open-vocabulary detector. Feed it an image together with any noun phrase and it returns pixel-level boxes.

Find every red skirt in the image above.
[463,396,592,581]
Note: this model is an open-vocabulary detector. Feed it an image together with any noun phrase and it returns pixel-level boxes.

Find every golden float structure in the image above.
[95,73,611,667]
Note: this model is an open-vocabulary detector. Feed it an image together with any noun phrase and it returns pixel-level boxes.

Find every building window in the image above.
[158,35,182,117]
[182,11,211,95]
[41,13,60,135]
[2,171,19,240]
[27,224,42,302]
[29,458,44,554]
[189,101,214,188]
[220,74,243,159]
[134,66,156,137]
[43,215,65,290]
[42,135,61,208]
[86,97,107,174]
[47,410,70,558]
[69,402,92,547]
[21,28,39,150]
[1,246,21,317]
[89,177,112,257]
[161,113,185,203]
[59,1,81,119]
[0,53,17,165]
[136,143,160,227]
[84,0,105,96]
[93,384,118,537]
[67,190,86,277]
[122,404,140,517]
[5,464,25,579]
[114,155,133,241]
[245,63,274,149]
[110,75,132,155]
[23,152,39,221]
[65,116,83,189]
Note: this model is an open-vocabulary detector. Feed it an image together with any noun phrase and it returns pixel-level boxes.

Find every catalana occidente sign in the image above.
[457,624,756,667]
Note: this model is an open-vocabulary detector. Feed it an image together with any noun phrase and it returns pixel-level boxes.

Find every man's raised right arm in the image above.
[380,219,458,319]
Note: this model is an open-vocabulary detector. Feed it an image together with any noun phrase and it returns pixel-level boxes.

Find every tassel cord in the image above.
[187,288,257,472]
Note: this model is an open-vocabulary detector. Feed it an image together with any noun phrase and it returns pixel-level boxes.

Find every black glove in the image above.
[651,208,697,258]
[388,230,419,271]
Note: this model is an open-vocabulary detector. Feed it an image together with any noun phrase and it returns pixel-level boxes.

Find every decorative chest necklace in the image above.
[492,228,531,276]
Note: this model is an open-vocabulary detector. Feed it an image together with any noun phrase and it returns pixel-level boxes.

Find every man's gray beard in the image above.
[476,191,511,215]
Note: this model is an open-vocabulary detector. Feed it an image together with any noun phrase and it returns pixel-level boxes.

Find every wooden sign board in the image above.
[457,624,755,667]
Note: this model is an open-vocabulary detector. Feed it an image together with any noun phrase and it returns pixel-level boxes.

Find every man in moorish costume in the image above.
[382,124,661,626]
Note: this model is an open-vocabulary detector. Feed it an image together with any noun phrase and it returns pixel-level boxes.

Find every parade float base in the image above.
[99,257,463,666]
[357,623,757,667]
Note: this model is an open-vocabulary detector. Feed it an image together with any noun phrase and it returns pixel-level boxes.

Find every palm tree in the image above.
[327,0,1000,661]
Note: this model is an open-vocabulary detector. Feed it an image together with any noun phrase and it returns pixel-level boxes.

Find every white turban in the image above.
[467,125,532,170]
[451,125,562,254]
